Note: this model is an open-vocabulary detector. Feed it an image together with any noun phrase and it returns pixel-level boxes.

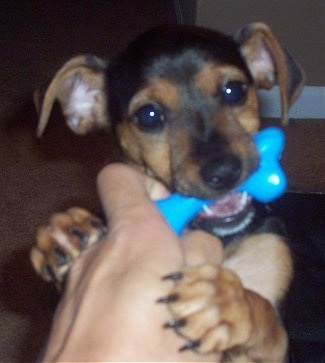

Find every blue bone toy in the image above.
[155,127,286,235]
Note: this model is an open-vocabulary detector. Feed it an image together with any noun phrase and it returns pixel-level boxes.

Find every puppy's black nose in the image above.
[201,155,242,190]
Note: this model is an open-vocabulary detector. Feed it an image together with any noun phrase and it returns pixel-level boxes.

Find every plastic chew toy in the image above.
[155,127,287,235]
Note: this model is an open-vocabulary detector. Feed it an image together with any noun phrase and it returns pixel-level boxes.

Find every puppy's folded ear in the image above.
[35,55,108,136]
[235,22,305,124]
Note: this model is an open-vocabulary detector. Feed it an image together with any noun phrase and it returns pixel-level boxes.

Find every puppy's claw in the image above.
[53,245,70,266]
[44,264,59,283]
[69,227,89,249]
[162,271,184,281]
[156,293,179,304]
[164,318,186,329]
[179,340,200,352]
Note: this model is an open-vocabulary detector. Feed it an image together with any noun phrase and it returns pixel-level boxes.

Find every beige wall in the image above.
[196,0,325,85]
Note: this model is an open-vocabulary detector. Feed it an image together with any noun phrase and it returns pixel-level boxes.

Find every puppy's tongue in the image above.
[200,192,251,219]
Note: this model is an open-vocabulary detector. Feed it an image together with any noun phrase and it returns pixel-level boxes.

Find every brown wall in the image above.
[196,0,325,86]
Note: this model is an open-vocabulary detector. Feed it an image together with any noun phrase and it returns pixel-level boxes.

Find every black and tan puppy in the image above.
[31,23,304,362]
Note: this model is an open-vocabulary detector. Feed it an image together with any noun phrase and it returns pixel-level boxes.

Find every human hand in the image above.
[40,163,223,362]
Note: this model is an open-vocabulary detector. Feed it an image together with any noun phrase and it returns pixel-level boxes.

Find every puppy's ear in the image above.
[35,55,108,137]
[235,23,304,124]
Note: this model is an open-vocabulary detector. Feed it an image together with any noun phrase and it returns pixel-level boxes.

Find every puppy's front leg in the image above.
[228,284,288,362]
[160,263,288,362]
[30,208,107,289]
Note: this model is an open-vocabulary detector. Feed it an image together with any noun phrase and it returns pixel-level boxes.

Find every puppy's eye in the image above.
[133,104,165,132]
[221,81,247,105]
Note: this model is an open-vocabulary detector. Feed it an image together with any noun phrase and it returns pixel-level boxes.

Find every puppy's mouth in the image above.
[190,191,255,237]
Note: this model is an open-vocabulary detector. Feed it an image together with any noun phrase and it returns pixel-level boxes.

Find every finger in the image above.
[97,164,158,221]
[96,163,182,268]
[182,231,223,266]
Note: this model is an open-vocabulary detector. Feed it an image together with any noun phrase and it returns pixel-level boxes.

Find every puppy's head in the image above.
[36,23,304,234]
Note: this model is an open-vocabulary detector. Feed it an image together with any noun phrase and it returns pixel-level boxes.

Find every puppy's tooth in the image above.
[239,191,248,209]
[203,205,214,216]
[179,340,200,352]
[163,318,186,329]
[156,293,179,304]
[162,271,184,281]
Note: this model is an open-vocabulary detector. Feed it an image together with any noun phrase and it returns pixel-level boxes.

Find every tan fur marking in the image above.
[233,87,260,134]
[198,64,260,135]
[117,78,183,186]
[117,121,172,186]
[195,63,247,97]
[129,78,181,115]
[223,233,293,304]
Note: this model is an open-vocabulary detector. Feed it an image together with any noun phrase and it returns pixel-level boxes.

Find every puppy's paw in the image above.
[31,207,107,287]
[159,265,253,355]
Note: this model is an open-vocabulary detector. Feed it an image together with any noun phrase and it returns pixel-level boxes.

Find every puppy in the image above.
[31,23,304,362]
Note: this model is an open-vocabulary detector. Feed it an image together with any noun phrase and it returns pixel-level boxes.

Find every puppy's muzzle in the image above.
[200,154,242,191]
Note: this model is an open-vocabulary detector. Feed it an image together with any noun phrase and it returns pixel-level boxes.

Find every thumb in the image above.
[97,163,155,221]
[96,163,182,271]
